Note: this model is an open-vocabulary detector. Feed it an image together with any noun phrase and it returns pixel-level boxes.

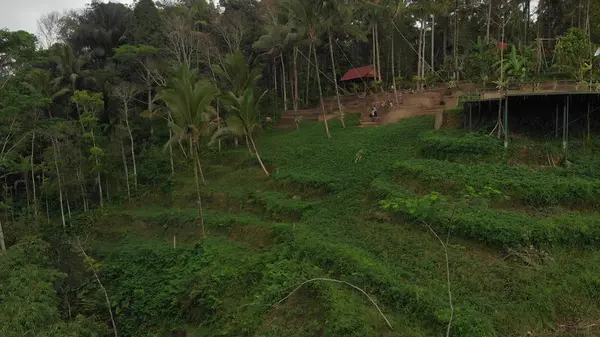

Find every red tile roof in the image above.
[340,65,379,81]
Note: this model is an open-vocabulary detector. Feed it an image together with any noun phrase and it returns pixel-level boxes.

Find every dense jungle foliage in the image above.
[2,0,600,336]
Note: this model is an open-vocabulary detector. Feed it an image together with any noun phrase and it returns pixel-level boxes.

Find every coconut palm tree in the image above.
[253,24,296,112]
[211,88,270,177]
[51,44,92,100]
[281,0,331,138]
[160,66,219,237]
[323,0,366,127]
[212,49,262,96]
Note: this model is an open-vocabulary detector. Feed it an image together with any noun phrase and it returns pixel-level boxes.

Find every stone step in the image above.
[359,120,381,127]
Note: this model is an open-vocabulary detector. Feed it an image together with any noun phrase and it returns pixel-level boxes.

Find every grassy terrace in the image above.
[84,115,600,337]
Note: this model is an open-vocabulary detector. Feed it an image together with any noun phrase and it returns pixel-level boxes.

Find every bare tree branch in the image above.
[72,236,119,337]
[275,277,393,330]
[421,220,453,337]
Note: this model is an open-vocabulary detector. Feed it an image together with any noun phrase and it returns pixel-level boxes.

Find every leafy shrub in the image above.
[0,237,106,336]
[252,190,314,221]
[137,147,176,192]
[291,231,495,337]
[381,190,600,247]
[393,159,600,207]
[420,130,502,161]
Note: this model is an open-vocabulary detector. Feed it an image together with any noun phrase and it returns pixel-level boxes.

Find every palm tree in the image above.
[254,24,298,113]
[323,0,365,127]
[51,44,92,100]
[281,0,331,138]
[212,88,270,177]
[212,50,262,96]
[212,50,264,151]
[160,66,218,237]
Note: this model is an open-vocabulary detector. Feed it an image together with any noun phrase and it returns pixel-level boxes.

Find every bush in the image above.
[252,190,314,221]
[381,191,600,247]
[420,130,502,161]
[0,237,106,336]
[393,159,600,207]
[292,231,495,337]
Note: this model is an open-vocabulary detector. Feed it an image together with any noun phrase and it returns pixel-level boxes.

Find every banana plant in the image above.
[495,46,531,87]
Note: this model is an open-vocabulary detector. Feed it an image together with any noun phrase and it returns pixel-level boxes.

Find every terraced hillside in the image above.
[81,115,600,337]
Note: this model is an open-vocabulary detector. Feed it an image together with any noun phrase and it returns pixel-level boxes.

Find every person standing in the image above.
[370,104,378,122]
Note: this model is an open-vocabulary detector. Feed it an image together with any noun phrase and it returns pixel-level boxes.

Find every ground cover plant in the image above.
[3,0,600,334]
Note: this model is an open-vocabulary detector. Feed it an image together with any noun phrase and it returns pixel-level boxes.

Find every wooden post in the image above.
[563,97,568,153]
[587,100,591,140]
[555,104,559,138]
[504,96,509,149]
[565,96,571,146]
[469,103,473,131]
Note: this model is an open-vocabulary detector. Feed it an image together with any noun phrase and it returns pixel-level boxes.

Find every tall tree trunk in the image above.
[313,44,331,138]
[372,26,377,82]
[207,52,222,152]
[392,34,398,105]
[523,0,530,46]
[124,105,137,190]
[249,134,270,176]
[454,0,459,81]
[422,17,427,81]
[305,44,312,105]
[443,28,448,65]
[376,24,382,83]
[497,20,506,139]
[147,71,154,138]
[30,131,37,220]
[245,134,254,155]
[196,156,207,186]
[105,179,110,201]
[65,190,72,220]
[0,216,5,252]
[280,53,288,111]
[43,172,49,222]
[274,62,278,102]
[190,141,205,237]
[24,173,30,216]
[431,14,435,74]
[417,21,423,90]
[587,0,592,88]
[168,111,175,176]
[51,139,66,232]
[328,31,345,128]
[76,166,87,212]
[120,140,131,202]
[586,0,591,36]
[74,240,119,337]
[91,133,103,211]
[293,46,299,113]
[486,0,492,44]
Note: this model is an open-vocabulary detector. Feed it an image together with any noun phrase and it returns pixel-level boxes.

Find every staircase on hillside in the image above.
[276,88,455,128]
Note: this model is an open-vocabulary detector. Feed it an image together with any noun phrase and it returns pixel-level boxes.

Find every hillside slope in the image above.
[79,116,600,337]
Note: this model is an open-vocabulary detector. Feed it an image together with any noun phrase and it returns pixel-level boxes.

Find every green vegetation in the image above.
[420,130,502,161]
[6,110,600,336]
[2,0,600,336]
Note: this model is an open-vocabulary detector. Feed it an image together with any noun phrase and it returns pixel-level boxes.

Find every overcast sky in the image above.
[2,0,541,38]
[0,0,134,34]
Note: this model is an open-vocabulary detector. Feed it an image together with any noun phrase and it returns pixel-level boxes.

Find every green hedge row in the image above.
[420,130,502,161]
[251,190,314,221]
[431,206,600,247]
[291,231,496,337]
[394,159,600,207]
